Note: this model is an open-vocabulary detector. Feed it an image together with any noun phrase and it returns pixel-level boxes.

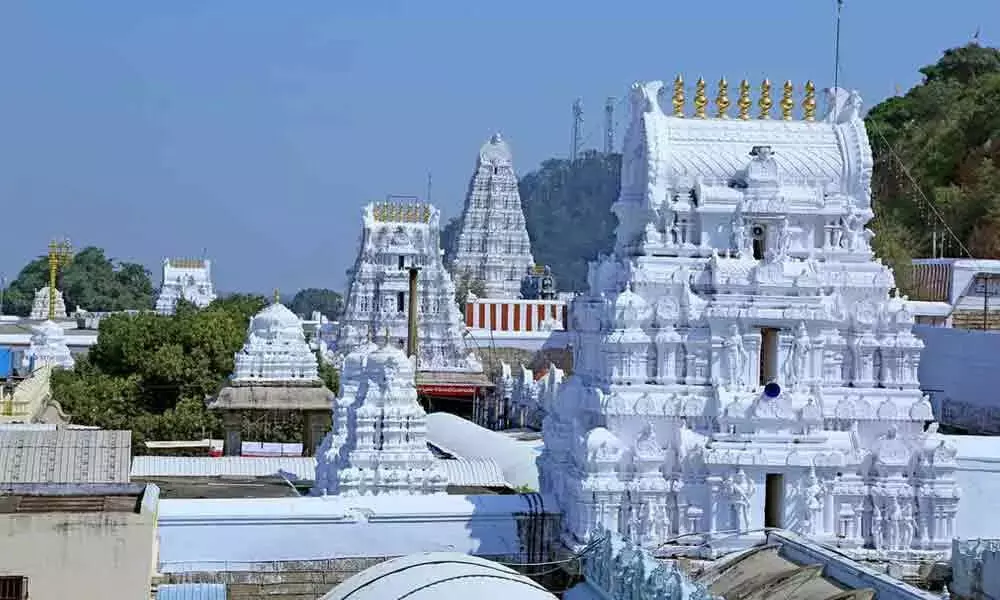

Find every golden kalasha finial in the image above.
[672,75,685,117]
[693,78,708,118]
[802,80,817,121]
[421,204,430,222]
[737,80,752,120]
[716,78,731,119]
[758,79,773,119]
[780,80,795,120]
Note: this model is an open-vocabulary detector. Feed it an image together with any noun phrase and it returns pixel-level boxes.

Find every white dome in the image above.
[249,302,303,338]
[320,552,556,600]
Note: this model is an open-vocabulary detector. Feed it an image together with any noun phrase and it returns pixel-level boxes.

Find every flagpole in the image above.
[833,0,844,92]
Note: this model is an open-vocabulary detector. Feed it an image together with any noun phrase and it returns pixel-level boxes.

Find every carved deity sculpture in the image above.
[900,501,915,551]
[800,467,824,536]
[726,469,755,531]
[723,324,749,390]
[870,501,884,550]
[732,215,748,256]
[887,497,903,551]
[843,206,866,251]
[784,323,812,389]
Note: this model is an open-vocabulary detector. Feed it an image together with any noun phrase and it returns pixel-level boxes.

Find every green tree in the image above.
[289,288,344,320]
[3,246,154,316]
[453,271,486,308]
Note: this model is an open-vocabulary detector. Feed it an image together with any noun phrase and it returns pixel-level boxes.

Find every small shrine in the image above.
[313,332,448,496]
[22,320,75,371]
[208,294,333,456]
[29,287,67,320]
[155,258,217,315]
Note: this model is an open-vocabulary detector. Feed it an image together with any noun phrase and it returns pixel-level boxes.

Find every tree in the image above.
[289,288,343,320]
[51,293,267,450]
[3,246,154,316]
[453,271,486,308]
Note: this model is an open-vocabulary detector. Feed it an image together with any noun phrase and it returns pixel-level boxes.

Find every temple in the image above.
[22,320,75,370]
[337,201,483,377]
[29,286,67,320]
[537,78,960,559]
[313,335,448,496]
[208,297,333,456]
[155,258,217,315]
[451,133,535,298]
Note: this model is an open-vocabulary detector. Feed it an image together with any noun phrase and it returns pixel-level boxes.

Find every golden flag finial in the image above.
[780,80,795,120]
[693,78,708,118]
[716,78,731,119]
[672,75,685,117]
[737,80,752,120]
[758,79,773,119]
[803,80,817,121]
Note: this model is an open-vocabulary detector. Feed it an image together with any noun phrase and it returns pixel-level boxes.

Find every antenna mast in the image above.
[426,172,433,204]
[833,0,844,92]
[571,98,583,161]
[604,97,615,154]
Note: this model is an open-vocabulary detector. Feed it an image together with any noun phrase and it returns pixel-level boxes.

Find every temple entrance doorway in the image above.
[764,473,784,528]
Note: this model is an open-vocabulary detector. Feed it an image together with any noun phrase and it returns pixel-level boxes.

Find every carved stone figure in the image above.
[732,216,748,255]
[727,469,755,531]
[888,497,903,551]
[900,501,915,551]
[870,501,883,550]
[784,323,812,389]
[800,467,824,536]
[724,324,749,390]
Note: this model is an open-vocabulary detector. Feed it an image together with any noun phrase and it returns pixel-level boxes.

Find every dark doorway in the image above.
[765,473,784,528]
[759,328,779,385]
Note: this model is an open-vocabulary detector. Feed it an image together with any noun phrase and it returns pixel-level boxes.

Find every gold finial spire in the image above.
[758,79,773,119]
[737,80,751,120]
[693,77,708,118]
[672,75,685,117]
[273,288,280,303]
[716,78,731,119]
[802,80,817,121]
[780,80,795,120]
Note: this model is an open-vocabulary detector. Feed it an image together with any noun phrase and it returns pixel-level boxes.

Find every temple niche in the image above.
[451,133,536,299]
[208,296,333,456]
[537,78,960,560]
[22,320,75,371]
[313,332,448,496]
[336,201,482,374]
[29,287,67,320]
[155,258,217,315]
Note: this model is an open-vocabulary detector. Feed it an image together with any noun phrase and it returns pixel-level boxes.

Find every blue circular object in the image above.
[763,382,781,398]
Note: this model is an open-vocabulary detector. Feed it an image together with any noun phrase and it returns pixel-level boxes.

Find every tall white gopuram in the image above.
[314,330,448,496]
[22,320,74,370]
[337,201,482,373]
[155,258,217,315]
[233,299,319,382]
[451,133,535,298]
[29,287,67,320]
[538,79,960,559]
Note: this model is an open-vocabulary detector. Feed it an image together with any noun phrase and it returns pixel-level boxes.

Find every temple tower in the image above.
[451,134,535,298]
[29,288,67,320]
[22,320,74,370]
[537,79,960,558]
[155,258,217,315]
[208,297,333,456]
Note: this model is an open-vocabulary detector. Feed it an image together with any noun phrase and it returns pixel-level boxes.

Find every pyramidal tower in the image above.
[452,133,535,298]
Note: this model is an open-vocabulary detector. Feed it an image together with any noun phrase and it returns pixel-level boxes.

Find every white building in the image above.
[155,258,217,315]
[314,337,449,496]
[232,300,319,383]
[537,79,960,559]
[451,134,535,298]
[29,287,67,320]
[337,201,482,374]
[22,320,75,370]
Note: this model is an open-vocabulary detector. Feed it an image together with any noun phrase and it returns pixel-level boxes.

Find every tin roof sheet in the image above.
[157,584,226,600]
[0,428,131,484]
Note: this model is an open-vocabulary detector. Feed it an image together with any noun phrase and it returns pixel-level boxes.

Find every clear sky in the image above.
[1,1,997,296]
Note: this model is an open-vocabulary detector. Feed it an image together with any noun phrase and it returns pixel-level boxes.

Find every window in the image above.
[759,327,779,385]
[396,292,406,313]
[752,223,767,260]
[764,474,784,528]
[398,255,405,269]
[0,577,26,600]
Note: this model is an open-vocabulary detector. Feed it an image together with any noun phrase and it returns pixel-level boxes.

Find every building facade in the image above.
[155,258,217,315]
[537,79,960,559]
[451,134,535,298]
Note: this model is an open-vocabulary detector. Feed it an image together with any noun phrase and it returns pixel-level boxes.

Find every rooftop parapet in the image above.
[667,76,820,121]
[371,202,432,224]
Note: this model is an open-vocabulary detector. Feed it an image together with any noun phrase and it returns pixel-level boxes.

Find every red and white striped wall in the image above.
[465,298,568,332]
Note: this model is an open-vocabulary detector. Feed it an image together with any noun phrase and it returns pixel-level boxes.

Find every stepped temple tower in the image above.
[451,133,535,298]
[29,288,67,320]
[22,320,75,370]
[536,78,960,559]
[155,258,217,315]
[209,295,333,456]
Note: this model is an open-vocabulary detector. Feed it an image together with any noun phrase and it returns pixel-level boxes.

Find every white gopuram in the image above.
[29,287,67,320]
[537,79,960,559]
[232,298,320,382]
[451,133,535,298]
[155,258,217,315]
[314,330,448,496]
[337,201,482,373]
[22,320,74,370]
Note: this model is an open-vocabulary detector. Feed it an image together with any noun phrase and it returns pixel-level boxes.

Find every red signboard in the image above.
[418,384,479,398]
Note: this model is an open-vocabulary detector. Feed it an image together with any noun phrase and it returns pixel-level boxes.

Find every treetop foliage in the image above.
[289,288,343,320]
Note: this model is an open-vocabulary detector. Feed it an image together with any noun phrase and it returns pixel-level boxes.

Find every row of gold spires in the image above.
[372,202,431,223]
[168,258,206,269]
[670,77,817,121]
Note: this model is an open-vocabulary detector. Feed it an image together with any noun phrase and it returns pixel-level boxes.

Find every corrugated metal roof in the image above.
[131,456,316,481]
[157,584,226,600]
[440,458,508,488]
[0,428,131,484]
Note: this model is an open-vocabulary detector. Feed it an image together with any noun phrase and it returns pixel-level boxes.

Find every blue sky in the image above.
[1,1,997,295]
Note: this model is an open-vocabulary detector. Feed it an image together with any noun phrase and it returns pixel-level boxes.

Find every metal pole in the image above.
[406,267,420,359]
[833,0,844,92]
[984,274,990,330]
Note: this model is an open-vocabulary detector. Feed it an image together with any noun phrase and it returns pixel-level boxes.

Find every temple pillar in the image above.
[303,410,331,457]
[223,410,242,456]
